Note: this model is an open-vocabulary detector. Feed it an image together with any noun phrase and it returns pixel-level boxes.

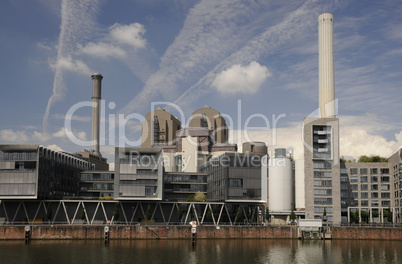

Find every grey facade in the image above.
[389,149,402,223]
[114,147,163,200]
[163,172,207,201]
[200,153,267,203]
[0,144,93,200]
[79,171,114,199]
[340,162,392,222]
[303,118,341,223]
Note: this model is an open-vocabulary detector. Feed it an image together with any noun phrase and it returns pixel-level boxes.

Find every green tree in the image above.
[383,207,393,223]
[358,155,388,162]
[351,209,359,224]
[46,203,52,221]
[146,204,152,222]
[323,207,327,217]
[236,207,244,222]
[177,204,183,222]
[290,209,296,222]
[372,210,379,218]
[194,192,207,202]
[113,202,120,221]
[206,208,213,222]
[81,207,86,220]
[361,210,369,223]
[265,208,271,222]
[187,195,195,202]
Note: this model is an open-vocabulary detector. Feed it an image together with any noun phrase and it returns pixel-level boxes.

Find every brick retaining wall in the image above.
[0,225,297,240]
[1,225,402,240]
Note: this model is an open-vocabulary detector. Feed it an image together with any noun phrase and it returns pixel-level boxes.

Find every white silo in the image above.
[295,159,305,211]
[268,148,292,211]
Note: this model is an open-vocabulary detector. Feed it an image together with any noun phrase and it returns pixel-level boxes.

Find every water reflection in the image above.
[0,239,401,264]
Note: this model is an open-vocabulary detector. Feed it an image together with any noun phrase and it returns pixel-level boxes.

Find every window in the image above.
[350,168,358,175]
[360,176,368,182]
[314,180,332,187]
[350,184,358,190]
[371,192,378,198]
[360,168,368,175]
[351,192,358,198]
[314,198,332,204]
[314,207,333,213]
[381,192,390,199]
[371,200,379,207]
[381,201,391,207]
[381,176,390,182]
[370,168,378,174]
[314,171,332,178]
[313,161,332,169]
[314,189,332,195]
[229,179,243,188]
[380,168,390,174]
[361,192,368,198]
[361,200,368,206]
[340,168,347,174]
[350,176,358,182]
[381,184,390,191]
[371,176,378,182]
[361,184,368,190]
[371,184,378,190]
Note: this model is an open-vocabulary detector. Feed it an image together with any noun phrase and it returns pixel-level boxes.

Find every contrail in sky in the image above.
[43,0,100,133]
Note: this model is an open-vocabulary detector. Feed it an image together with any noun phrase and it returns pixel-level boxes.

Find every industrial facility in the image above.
[0,13,401,226]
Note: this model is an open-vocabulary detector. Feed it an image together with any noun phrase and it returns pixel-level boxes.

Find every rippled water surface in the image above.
[0,239,401,264]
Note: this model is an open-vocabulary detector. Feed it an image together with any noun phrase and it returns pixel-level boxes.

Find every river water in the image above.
[0,239,401,264]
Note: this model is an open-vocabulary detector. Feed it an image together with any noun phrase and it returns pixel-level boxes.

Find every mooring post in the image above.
[24,226,31,244]
[104,226,110,244]
[190,221,197,246]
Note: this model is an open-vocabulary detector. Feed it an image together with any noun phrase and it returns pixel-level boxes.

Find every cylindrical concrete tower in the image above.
[318,13,335,118]
[91,73,103,157]
[295,159,305,211]
[268,148,292,211]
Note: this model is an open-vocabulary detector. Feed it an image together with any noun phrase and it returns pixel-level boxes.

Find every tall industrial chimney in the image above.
[91,73,102,157]
[318,13,335,118]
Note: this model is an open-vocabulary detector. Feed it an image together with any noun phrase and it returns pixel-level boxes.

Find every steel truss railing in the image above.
[0,200,265,226]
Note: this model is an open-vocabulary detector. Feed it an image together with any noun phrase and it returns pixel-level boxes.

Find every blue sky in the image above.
[0,0,401,167]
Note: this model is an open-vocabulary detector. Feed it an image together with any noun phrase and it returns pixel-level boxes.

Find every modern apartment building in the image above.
[389,149,402,223]
[79,171,114,199]
[0,144,93,200]
[114,147,164,200]
[200,153,267,203]
[303,117,341,223]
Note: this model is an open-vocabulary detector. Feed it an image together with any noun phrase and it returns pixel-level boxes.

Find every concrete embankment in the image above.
[1,225,402,240]
[0,225,296,240]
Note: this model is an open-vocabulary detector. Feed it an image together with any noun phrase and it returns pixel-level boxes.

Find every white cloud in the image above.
[109,23,147,49]
[0,129,29,143]
[212,61,271,94]
[46,144,64,152]
[53,113,91,122]
[50,56,92,75]
[52,128,66,138]
[77,42,126,58]
[228,114,402,161]
[53,127,87,141]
